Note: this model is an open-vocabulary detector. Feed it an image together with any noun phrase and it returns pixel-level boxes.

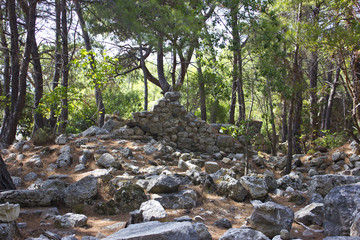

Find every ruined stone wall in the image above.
[113,92,244,154]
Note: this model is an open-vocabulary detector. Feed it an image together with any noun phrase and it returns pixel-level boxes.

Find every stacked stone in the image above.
[127,92,244,153]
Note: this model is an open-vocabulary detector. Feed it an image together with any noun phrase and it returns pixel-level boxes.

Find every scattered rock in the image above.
[103,221,199,240]
[240,176,268,200]
[64,176,98,207]
[114,183,147,212]
[139,200,167,222]
[217,175,248,202]
[309,174,360,197]
[295,203,324,226]
[324,184,360,236]
[96,153,116,168]
[248,201,294,238]
[56,145,72,168]
[152,189,197,209]
[192,222,212,240]
[54,213,87,227]
[147,175,181,194]
[214,218,232,229]
[219,227,270,240]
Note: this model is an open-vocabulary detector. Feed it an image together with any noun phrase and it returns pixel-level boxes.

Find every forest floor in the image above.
[6,138,352,240]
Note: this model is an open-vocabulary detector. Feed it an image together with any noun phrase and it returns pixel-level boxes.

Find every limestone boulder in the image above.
[152,189,197,209]
[0,190,56,207]
[192,222,212,240]
[240,176,268,200]
[64,176,98,207]
[309,175,360,197]
[277,172,304,190]
[219,227,270,240]
[248,201,294,238]
[294,203,324,226]
[54,213,87,227]
[139,200,167,222]
[217,175,248,202]
[147,175,181,194]
[96,153,116,168]
[103,221,199,240]
[324,184,360,236]
[56,145,72,168]
[114,183,147,212]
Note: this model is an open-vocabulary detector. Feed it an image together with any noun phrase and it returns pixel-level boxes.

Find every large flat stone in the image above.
[103,221,199,240]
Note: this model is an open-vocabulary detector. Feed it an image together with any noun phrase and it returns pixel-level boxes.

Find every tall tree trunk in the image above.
[230,1,240,124]
[229,77,237,124]
[50,0,62,130]
[139,43,148,111]
[74,0,106,127]
[309,51,318,141]
[196,59,207,121]
[266,78,277,155]
[58,0,69,134]
[321,62,333,130]
[324,66,340,130]
[284,97,295,175]
[0,3,10,116]
[237,47,245,122]
[281,97,288,143]
[351,51,360,132]
[157,36,171,93]
[0,0,37,146]
[292,2,303,154]
[0,155,16,191]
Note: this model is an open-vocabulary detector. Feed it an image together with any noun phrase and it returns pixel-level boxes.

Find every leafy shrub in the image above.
[314,130,347,149]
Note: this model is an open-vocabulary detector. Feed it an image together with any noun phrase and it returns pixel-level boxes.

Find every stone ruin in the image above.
[111,92,244,154]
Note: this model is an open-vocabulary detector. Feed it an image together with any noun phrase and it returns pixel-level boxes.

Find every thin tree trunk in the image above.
[284,97,294,175]
[266,78,277,155]
[74,0,105,127]
[229,77,237,124]
[58,0,69,134]
[0,4,9,115]
[50,0,62,130]
[157,36,171,93]
[281,97,288,143]
[351,51,360,132]
[309,51,318,141]
[324,66,340,130]
[139,43,148,111]
[195,55,207,121]
[237,48,245,122]
[321,62,333,130]
[0,0,37,146]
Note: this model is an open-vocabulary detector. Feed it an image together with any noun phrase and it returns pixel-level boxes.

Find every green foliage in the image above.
[32,127,55,145]
[314,130,347,149]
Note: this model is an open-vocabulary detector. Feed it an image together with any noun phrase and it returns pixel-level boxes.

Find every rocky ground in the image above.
[1,94,360,240]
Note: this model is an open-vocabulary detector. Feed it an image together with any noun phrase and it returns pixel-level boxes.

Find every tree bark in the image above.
[0,155,16,191]
[281,97,288,143]
[50,0,62,130]
[324,66,340,130]
[157,36,171,93]
[74,0,106,127]
[0,0,37,146]
[196,58,207,121]
[58,0,69,134]
[139,43,148,111]
[309,51,318,141]
[0,3,9,115]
